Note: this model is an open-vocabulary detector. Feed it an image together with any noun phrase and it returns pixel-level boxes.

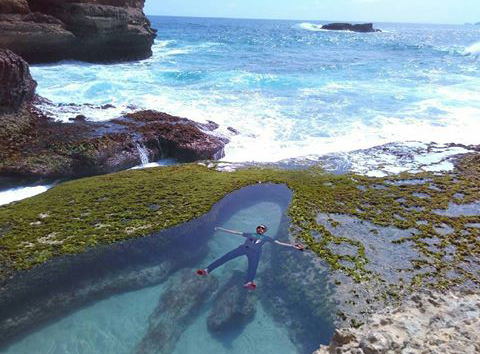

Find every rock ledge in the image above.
[314,290,480,354]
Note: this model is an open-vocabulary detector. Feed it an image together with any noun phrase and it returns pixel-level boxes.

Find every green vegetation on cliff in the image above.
[1,154,479,292]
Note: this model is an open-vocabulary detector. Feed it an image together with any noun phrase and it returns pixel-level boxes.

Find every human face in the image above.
[256,226,266,234]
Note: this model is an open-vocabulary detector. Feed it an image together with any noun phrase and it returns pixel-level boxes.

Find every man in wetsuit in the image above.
[196,224,304,290]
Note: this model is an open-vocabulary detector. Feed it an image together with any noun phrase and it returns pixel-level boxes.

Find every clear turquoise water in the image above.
[1,185,332,354]
[30,17,480,162]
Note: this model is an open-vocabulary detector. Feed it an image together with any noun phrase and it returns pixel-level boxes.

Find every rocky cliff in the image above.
[0,48,37,112]
[0,0,156,63]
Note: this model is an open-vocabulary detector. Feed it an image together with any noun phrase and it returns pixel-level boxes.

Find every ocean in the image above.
[30,17,480,163]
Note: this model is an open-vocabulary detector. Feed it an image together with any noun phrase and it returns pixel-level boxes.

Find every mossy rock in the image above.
[1,153,479,294]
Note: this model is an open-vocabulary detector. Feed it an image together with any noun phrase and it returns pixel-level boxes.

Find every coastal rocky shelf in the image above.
[0,0,156,63]
[314,290,480,354]
[1,50,480,349]
[0,49,228,178]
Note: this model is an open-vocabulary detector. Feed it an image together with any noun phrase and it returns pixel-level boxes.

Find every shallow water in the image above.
[0,184,333,354]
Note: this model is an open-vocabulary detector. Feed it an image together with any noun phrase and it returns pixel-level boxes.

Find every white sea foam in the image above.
[297,22,326,32]
[465,41,480,57]
[129,159,177,170]
[0,185,52,206]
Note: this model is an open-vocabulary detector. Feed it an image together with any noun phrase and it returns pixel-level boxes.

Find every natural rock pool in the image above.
[0,184,334,354]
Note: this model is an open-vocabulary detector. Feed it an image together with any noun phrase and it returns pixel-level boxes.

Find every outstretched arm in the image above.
[215,227,245,236]
[274,240,305,251]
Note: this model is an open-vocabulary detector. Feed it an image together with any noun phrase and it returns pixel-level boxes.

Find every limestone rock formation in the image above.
[321,23,381,33]
[314,290,480,354]
[0,0,156,63]
[0,49,37,112]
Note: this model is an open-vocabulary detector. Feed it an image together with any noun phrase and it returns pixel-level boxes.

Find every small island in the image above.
[321,22,381,33]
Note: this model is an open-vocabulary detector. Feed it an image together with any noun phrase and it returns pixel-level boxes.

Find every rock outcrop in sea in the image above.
[314,290,480,354]
[321,23,381,33]
[0,50,228,178]
[0,0,156,63]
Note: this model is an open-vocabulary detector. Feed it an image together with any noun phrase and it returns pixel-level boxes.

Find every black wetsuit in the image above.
[206,232,274,282]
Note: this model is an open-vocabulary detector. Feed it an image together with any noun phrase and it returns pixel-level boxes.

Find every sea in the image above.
[29,17,480,162]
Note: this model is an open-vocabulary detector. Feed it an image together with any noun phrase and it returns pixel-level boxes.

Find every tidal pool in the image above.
[0,184,334,354]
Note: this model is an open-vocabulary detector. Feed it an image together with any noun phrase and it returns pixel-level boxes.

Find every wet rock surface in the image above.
[206,271,257,335]
[0,0,156,63]
[0,49,36,113]
[321,23,381,33]
[135,269,219,354]
[314,290,480,354]
[0,107,228,178]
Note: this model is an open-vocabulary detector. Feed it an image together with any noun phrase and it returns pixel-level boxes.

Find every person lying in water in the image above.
[196,224,305,290]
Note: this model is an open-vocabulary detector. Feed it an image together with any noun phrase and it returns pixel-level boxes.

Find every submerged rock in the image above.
[207,271,257,335]
[0,0,156,63]
[0,49,36,113]
[321,23,381,33]
[314,290,480,354]
[260,215,335,354]
[135,269,218,354]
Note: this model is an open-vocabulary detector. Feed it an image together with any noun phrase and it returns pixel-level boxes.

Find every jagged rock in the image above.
[314,290,480,354]
[0,0,30,14]
[135,269,218,354]
[0,108,228,178]
[227,126,240,135]
[0,49,37,113]
[0,0,156,63]
[321,23,381,33]
[207,271,257,335]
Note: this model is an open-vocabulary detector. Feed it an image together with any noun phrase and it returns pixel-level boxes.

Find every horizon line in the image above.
[144,13,468,26]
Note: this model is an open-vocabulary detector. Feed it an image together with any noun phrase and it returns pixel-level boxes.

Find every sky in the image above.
[144,0,480,24]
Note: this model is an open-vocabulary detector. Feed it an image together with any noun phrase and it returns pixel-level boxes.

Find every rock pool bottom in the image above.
[0,184,334,354]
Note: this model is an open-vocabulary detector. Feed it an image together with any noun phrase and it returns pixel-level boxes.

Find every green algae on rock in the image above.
[0,154,479,295]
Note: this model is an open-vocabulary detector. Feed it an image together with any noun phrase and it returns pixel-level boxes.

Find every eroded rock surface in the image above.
[135,269,218,354]
[207,271,257,335]
[0,49,36,113]
[0,107,228,178]
[0,0,156,63]
[314,290,480,354]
